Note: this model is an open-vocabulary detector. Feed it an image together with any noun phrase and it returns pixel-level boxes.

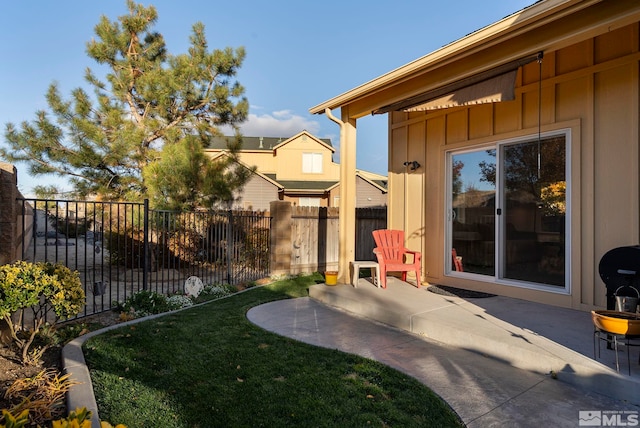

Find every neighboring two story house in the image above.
[206,131,387,210]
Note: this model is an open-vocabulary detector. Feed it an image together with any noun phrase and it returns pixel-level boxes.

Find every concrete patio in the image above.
[307,277,640,404]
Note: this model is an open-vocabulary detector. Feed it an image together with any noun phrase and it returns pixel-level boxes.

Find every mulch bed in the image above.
[1,311,122,415]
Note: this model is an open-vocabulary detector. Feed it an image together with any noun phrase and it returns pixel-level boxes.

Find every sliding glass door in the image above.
[450,149,496,276]
[447,132,568,289]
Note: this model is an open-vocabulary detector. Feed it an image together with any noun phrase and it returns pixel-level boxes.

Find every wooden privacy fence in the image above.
[269,201,387,275]
[291,206,339,273]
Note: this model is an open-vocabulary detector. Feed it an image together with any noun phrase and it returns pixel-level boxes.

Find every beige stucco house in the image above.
[310,0,640,312]
[207,131,387,210]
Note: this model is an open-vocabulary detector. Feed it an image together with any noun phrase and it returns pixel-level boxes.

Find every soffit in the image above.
[277,180,338,192]
[374,61,526,114]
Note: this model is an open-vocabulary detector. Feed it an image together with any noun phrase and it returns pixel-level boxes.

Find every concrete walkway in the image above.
[247,280,640,427]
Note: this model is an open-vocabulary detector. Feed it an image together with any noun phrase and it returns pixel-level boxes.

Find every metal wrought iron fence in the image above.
[18,198,271,320]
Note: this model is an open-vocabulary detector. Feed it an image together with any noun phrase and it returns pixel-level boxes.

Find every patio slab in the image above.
[307,278,640,405]
[247,296,640,427]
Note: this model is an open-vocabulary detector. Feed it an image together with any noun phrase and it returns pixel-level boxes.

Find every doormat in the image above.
[427,284,496,299]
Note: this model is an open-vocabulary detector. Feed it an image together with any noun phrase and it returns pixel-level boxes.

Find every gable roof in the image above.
[208,151,284,189]
[272,130,335,153]
[357,171,388,193]
[262,170,386,193]
[209,139,387,195]
[208,131,333,151]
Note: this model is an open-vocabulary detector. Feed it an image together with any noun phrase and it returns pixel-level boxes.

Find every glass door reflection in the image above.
[501,136,566,286]
[450,149,496,276]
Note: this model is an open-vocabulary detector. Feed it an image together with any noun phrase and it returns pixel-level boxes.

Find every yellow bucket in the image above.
[325,271,338,286]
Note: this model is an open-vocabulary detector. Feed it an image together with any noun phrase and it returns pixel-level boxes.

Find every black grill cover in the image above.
[598,245,640,309]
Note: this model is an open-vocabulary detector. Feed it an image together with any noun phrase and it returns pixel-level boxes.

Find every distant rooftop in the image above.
[208,136,333,151]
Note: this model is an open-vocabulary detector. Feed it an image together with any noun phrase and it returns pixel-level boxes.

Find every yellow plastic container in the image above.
[325,271,338,286]
[592,310,640,335]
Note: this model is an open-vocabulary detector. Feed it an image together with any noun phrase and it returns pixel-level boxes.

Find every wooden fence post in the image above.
[269,201,292,276]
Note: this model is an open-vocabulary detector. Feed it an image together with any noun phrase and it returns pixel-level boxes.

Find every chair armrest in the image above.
[404,249,422,263]
[373,248,385,264]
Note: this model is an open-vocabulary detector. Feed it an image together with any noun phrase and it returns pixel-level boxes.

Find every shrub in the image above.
[114,285,234,318]
[0,406,126,428]
[166,294,194,310]
[0,261,85,364]
[104,228,145,268]
[50,407,92,428]
[0,408,28,428]
[194,283,234,303]
[53,216,93,239]
[113,290,170,318]
[39,263,85,319]
[240,226,269,269]
[2,369,77,425]
[167,227,205,264]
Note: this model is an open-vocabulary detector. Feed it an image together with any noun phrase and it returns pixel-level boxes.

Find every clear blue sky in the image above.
[0,1,533,196]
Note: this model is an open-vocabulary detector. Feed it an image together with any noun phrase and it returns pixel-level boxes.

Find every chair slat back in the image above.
[373,229,405,261]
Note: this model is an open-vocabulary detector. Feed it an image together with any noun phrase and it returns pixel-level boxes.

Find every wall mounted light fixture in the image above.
[403,160,421,171]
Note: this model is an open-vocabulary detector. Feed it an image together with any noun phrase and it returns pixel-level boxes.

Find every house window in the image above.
[446,130,569,292]
[299,197,321,207]
[302,153,323,174]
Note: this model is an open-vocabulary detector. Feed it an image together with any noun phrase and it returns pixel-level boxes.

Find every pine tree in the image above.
[1,1,250,207]
[143,136,252,211]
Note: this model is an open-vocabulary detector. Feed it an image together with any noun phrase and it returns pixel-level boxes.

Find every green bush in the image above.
[114,290,171,318]
[115,286,236,319]
[53,216,93,239]
[194,283,234,303]
[0,261,85,364]
[0,405,126,428]
[165,294,194,310]
[104,228,145,268]
[39,263,85,319]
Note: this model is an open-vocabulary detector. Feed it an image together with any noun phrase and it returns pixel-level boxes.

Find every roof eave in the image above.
[357,173,388,193]
[273,130,335,153]
[284,189,329,194]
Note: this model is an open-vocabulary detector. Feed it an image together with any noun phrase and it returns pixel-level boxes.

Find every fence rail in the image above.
[18,198,270,320]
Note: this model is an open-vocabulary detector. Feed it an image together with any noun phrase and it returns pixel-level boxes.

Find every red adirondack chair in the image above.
[372,229,422,288]
[452,248,464,272]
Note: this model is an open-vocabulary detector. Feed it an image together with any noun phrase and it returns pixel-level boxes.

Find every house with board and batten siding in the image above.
[310,0,640,311]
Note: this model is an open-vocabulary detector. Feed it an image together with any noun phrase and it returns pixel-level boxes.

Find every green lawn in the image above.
[83,273,463,427]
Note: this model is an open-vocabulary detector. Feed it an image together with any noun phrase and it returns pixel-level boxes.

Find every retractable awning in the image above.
[373,52,542,114]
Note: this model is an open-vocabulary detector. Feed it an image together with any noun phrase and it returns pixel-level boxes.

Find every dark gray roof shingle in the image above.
[208,136,332,150]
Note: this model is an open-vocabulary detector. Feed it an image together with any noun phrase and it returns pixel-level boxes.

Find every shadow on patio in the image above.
[308,277,640,405]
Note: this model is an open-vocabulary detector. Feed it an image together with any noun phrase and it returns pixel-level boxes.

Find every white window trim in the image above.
[299,197,321,207]
[302,152,323,174]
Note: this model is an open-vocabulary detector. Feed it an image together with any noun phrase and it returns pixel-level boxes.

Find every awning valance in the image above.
[373,51,542,114]
[404,70,517,112]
